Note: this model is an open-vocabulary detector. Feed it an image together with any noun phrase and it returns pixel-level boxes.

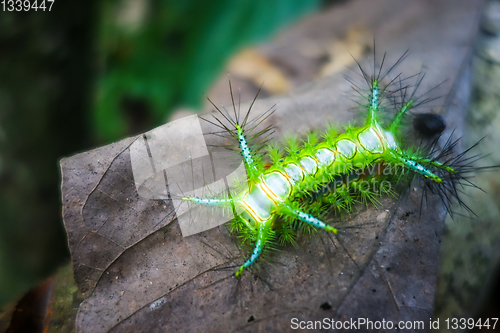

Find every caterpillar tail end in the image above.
[235,265,245,277]
[325,225,338,234]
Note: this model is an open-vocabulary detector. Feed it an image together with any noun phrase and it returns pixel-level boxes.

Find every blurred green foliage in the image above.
[0,1,95,306]
[95,0,320,142]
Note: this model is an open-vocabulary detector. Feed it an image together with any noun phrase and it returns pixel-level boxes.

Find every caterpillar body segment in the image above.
[182,61,481,277]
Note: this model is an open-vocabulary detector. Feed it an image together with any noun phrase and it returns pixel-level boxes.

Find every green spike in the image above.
[387,100,414,132]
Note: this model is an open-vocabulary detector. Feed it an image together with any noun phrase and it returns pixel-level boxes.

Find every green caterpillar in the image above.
[182,55,487,277]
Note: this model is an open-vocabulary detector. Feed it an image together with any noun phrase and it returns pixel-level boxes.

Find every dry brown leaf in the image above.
[227,48,290,94]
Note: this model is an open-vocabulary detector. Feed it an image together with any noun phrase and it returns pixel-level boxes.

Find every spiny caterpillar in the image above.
[182,53,492,277]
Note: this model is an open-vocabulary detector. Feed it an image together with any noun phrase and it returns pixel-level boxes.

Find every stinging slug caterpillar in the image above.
[180,53,497,277]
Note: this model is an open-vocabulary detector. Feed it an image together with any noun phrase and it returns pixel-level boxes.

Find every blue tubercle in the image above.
[236,124,260,179]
